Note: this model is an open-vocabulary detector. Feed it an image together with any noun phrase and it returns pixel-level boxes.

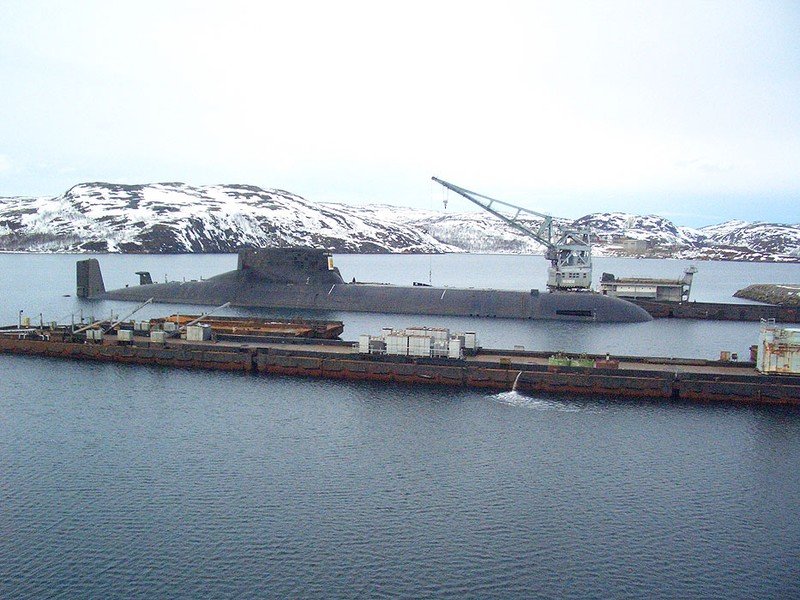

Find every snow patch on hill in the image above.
[1,182,798,262]
[0,183,460,254]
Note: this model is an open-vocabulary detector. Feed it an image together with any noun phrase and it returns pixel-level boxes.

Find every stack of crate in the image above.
[358,326,477,359]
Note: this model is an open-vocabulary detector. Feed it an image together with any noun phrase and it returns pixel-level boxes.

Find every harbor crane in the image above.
[431,177,593,291]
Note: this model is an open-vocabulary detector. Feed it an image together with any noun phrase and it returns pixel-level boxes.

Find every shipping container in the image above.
[150,330,167,343]
[386,334,409,356]
[117,329,133,342]
[358,334,371,353]
[463,332,477,350]
[548,355,570,367]
[406,327,449,341]
[186,325,212,342]
[570,357,595,368]
[408,335,433,357]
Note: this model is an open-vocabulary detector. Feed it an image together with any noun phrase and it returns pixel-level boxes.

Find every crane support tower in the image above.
[431,177,593,291]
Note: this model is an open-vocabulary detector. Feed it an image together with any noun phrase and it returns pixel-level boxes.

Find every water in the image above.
[1,253,800,598]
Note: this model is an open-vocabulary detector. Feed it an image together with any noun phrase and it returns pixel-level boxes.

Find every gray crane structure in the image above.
[431,177,593,292]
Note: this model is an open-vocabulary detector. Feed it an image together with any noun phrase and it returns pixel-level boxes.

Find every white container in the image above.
[757,325,800,374]
[408,335,432,357]
[431,340,449,357]
[186,325,212,341]
[117,329,133,342]
[386,334,409,356]
[463,332,477,350]
[448,338,463,359]
[86,329,104,341]
[358,334,371,354]
[150,330,167,343]
[406,326,449,341]
[162,321,177,332]
[136,321,151,332]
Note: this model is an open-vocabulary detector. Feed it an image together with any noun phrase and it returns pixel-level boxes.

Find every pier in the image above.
[1,329,798,406]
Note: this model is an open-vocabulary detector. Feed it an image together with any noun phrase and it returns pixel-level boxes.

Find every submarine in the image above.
[76,247,652,323]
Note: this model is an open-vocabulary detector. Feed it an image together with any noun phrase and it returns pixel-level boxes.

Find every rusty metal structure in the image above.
[757,321,800,375]
[600,266,697,302]
[2,323,799,405]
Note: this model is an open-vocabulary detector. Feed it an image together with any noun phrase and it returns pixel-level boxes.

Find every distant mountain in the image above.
[397,209,800,261]
[1,182,798,261]
[0,183,459,254]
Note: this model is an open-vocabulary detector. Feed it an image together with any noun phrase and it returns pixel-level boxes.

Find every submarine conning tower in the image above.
[237,247,345,285]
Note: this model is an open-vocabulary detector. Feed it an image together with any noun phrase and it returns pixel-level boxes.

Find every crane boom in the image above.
[431,177,554,249]
[431,176,593,291]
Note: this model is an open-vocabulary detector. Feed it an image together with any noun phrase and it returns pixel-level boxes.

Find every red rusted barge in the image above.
[0,328,797,406]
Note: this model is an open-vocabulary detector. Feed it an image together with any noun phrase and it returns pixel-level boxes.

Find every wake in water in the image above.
[491,390,587,412]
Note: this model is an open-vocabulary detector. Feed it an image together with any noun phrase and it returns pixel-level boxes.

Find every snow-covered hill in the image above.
[399,210,800,261]
[0,183,460,254]
[1,182,798,261]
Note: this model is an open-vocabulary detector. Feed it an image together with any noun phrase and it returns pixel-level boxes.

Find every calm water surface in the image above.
[1,253,799,598]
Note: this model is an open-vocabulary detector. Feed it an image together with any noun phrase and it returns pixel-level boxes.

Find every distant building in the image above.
[621,238,649,253]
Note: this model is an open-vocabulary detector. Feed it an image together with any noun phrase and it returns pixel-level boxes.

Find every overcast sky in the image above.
[0,0,798,226]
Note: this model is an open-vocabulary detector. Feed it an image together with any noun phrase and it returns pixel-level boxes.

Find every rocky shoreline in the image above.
[734,284,800,307]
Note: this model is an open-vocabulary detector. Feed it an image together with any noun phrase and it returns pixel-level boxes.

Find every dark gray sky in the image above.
[1,0,798,226]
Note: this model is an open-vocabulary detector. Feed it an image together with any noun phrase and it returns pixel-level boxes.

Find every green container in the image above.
[548,355,571,367]
[569,358,595,368]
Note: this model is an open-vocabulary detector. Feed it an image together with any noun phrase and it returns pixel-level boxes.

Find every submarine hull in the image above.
[77,248,652,323]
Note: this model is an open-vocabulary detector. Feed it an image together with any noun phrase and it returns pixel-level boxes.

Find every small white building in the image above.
[621,238,649,253]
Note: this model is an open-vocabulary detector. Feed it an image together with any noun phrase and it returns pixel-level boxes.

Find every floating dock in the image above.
[631,299,800,323]
[1,324,798,406]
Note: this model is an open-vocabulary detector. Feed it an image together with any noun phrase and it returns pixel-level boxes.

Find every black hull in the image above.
[77,249,652,323]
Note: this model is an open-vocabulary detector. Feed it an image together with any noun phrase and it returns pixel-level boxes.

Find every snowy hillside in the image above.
[1,182,798,261]
[573,212,702,247]
[696,221,800,257]
[0,183,460,254]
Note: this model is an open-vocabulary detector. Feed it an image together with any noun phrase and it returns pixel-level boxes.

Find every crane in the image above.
[431,177,593,291]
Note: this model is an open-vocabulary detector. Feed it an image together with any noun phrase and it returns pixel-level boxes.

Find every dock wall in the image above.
[2,338,799,406]
[0,338,253,371]
[634,299,800,323]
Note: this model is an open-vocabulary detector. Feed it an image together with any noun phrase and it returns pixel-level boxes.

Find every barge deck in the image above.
[1,332,798,406]
[632,299,800,323]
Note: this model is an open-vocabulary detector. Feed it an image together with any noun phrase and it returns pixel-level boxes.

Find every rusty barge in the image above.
[629,299,800,323]
[1,324,798,406]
